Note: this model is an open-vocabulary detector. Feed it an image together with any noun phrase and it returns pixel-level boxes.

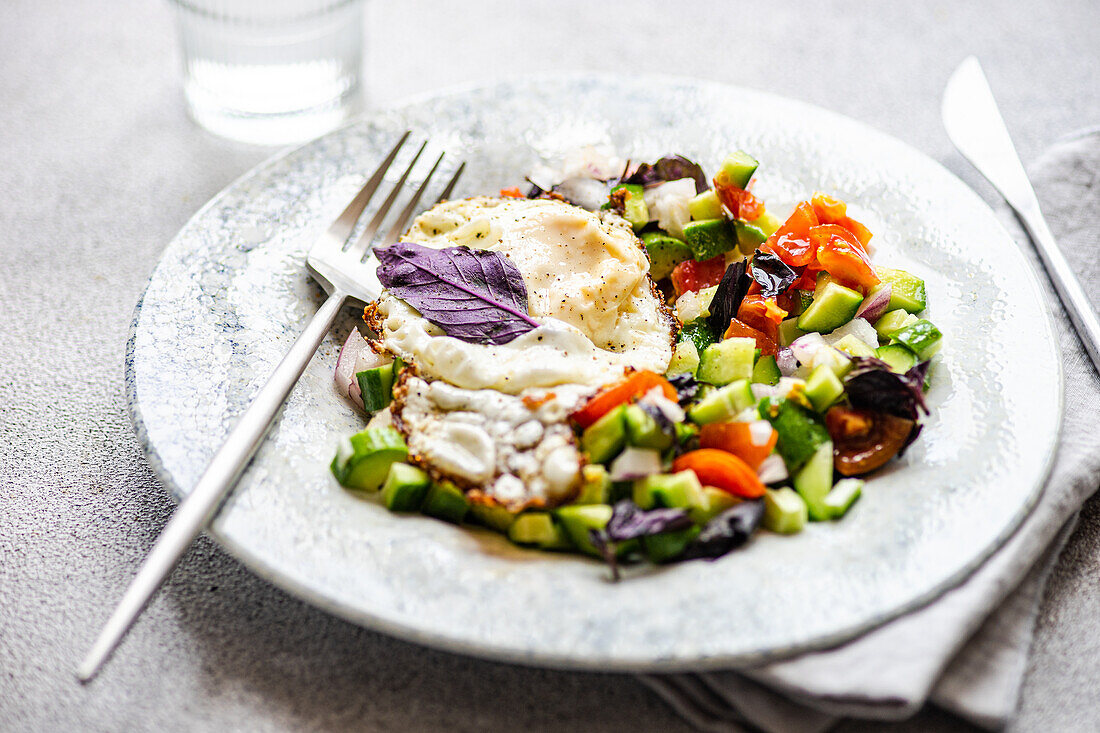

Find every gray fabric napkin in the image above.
[641,130,1100,732]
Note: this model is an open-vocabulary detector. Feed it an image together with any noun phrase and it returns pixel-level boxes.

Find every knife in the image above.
[942,56,1100,375]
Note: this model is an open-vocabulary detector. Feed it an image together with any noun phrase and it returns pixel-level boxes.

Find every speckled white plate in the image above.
[127,75,1062,671]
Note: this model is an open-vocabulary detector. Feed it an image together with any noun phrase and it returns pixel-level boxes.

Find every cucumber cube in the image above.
[380,462,431,512]
[793,441,835,521]
[357,362,397,412]
[469,503,518,533]
[735,221,768,255]
[698,337,756,385]
[798,281,864,333]
[891,319,942,360]
[750,211,781,238]
[762,487,808,534]
[832,334,877,359]
[876,267,927,313]
[623,404,673,450]
[824,478,863,519]
[642,231,692,280]
[508,512,572,550]
[751,354,781,385]
[691,486,739,524]
[875,344,917,374]
[580,404,628,463]
[422,481,469,524]
[763,399,830,473]
[576,465,611,505]
[554,504,613,557]
[632,471,706,511]
[718,151,759,189]
[330,427,408,492]
[610,183,649,230]
[804,365,844,413]
[874,309,919,339]
[778,317,807,346]
[679,319,718,352]
[687,379,755,424]
[688,189,723,221]
[682,218,738,261]
[666,338,700,377]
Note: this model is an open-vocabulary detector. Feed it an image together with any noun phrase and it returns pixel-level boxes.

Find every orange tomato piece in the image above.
[699,422,778,471]
[737,295,787,342]
[811,225,880,291]
[672,449,767,498]
[763,202,819,267]
[811,192,873,247]
[723,317,778,356]
[570,370,678,429]
[499,187,524,198]
[670,255,726,295]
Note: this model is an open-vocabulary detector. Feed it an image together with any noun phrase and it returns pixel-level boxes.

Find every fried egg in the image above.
[367,196,676,509]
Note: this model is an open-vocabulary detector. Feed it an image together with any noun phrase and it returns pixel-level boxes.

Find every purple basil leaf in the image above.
[844,357,930,421]
[605,499,693,542]
[375,242,539,345]
[625,155,708,193]
[683,500,764,560]
[588,529,621,581]
[749,251,797,299]
[640,402,677,440]
[706,259,750,335]
[666,372,700,406]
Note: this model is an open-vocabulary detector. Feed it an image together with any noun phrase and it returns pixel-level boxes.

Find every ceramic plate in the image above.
[127,75,1062,671]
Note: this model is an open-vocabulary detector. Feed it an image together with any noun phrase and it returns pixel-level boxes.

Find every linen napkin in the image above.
[641,130,1100,732]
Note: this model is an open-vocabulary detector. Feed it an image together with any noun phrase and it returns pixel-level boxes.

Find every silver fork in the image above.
[78,133,464,681]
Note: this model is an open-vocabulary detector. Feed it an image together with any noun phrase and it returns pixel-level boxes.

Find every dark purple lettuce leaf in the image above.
[666,372,700,406]
[590,500,693,580]
[625,155,708,193]
[750,251,797,299]
[683,500,765,560]
[706,259,751,335]
[844,357,931,421]
[375,242,539,345]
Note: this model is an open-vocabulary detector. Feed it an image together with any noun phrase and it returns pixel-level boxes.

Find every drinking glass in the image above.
[171,0,365,145]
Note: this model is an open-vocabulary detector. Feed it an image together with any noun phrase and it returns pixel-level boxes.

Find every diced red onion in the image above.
[335,329,368,399]
[757,453,789,484]
[641,387,685,423]
[776,346,799,376]
[790,332,828,365]
[751,383,780,400]
[553,177,612,211]
[748,420,774,446]
[855,284,892,324]
[609,447,663,481]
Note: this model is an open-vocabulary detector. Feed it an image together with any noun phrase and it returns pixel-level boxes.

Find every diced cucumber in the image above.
[623,404,673,450]
[793,441,835,521]
[632,471,706,511]
[761,398,830,472]
[469,502,518,533]
[692,486,739,524]
[762,487,808,534]
[877,267,927,313]
[798,282,864,333]
[688,189,723,221]
[508,512,572,550]
[642,231,693,280]
[683,218,738,261]
[824,478,863,519]
[874,309,919,339]
[576,464,611,505]
[580,404,628,463]
[610,183,649,230]
[751,354,781,385]
[380,462,431,512]
[875,343,918,374]
[679,319,718,352]
[642,526,701,564]
[718,151,759,189]
[421,480,469,524]
[735,221,768,256]
[698,337,756,385]
[891,319,942,359]
[688,379,755,424]
[356,362,397,412]
[330,427,408,492]
[554,504,613,557]
[804,365,844,413]
[832,334,877,359]
[778,317,807,346]
[750,211,781,238]
[666,338,700,376]
[674,421,699,445]
[676,286,719,324]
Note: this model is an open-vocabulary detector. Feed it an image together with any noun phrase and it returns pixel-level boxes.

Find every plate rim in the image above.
[125,72,1065,671]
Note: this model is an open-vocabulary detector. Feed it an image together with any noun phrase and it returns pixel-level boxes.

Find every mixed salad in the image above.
[329,149,940,577]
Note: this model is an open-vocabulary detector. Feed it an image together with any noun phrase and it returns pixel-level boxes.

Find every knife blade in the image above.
[942,56,1100,374]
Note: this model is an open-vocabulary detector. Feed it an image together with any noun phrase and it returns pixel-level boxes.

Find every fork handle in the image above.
[78,289,348,681]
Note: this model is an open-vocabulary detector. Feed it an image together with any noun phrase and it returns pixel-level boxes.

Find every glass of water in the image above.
[172,0,365,145]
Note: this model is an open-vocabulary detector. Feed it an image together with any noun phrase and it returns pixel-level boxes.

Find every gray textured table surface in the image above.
[1,1,1098,730]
